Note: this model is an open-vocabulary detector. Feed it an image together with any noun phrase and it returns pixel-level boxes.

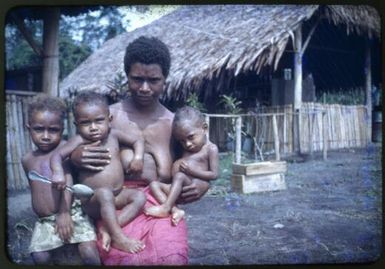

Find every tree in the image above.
[6,6,101,96]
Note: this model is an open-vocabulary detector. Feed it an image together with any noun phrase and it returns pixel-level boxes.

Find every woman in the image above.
[70,36,210,265]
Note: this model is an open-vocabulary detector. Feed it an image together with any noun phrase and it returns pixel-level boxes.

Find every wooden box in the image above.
[231,161,287,194]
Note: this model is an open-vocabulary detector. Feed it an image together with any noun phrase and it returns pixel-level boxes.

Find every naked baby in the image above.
[50,91,146,253]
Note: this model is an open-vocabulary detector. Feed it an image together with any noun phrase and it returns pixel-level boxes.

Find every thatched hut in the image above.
[59,5,380,110]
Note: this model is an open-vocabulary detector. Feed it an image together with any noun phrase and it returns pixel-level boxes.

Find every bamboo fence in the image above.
[6,90,370,190]
[206,103,369,161]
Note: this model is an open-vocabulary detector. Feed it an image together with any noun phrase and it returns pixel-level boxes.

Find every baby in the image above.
[144,106,219,225]
[50,91,146,253]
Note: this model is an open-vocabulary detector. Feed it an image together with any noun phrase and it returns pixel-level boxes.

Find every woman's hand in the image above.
[70,141,111,171]
[178,178,210,204]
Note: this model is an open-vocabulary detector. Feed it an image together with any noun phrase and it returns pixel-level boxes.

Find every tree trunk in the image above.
[42,8,60,96]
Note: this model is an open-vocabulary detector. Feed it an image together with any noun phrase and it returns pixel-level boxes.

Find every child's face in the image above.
[27,110,63,153]
[173,122,207,153]
[74,104,111,142]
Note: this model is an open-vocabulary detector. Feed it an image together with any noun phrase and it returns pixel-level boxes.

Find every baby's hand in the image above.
[51,173,67,191]
[127,158,144,174]
[55,212,74,242]
[179,161,192,175]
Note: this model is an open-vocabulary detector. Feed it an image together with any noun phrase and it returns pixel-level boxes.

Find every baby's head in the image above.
[72,91,111,142]
[172,106,208,152]
[27,94,66,152]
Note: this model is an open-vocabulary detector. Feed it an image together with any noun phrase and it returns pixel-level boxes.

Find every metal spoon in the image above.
[28,170,94,199]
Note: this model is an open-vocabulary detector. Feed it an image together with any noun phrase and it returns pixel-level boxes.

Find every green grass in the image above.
[208,152,258,197]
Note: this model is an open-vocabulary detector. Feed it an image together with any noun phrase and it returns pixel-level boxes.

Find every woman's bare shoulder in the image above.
[159,105,174,120]
[110,101,124,113]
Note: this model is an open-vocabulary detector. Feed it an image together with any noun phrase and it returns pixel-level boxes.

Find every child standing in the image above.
[144,106,219,225]
[50,91,146,254]
[21,94,100,265]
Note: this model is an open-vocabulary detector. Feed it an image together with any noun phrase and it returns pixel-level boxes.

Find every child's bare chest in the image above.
[181,148,209,167]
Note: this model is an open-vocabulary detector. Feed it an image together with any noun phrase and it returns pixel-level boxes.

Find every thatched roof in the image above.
[59,5,380,101]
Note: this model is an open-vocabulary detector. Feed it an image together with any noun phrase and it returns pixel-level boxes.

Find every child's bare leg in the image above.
[78,241,101,265]
[144,181,169,215]
[115,188,146,227]
[84,187,144,253]
[148,182,184,224]
[145,172,191,218]
[98,223,111,252]
[31,251,51,265]
[150,181,170,204]
[171,207,185,226]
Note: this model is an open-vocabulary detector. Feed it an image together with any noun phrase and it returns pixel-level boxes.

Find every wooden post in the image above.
[6,95,15,189]
[309,112,315,157]
[42,8,60,96]
[294,25,303,111]
[205,114,210,141]
[235,116,242,164]
[272,114,280,160]
[322,111,328,160]
[365,39,372,142]
[293,25,303,155]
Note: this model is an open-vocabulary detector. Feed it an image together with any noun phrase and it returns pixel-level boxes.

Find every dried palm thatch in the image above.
[59,5,380,101]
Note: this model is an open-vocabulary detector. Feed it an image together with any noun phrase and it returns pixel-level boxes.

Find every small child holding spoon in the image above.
[21,94,100,265]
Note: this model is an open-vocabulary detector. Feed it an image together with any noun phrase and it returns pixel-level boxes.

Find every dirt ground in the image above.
[5,143,383,266]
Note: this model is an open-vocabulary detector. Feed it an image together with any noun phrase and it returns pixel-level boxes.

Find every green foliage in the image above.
[317,87,365,105]
[106,71,127,94]
[59,35,92,79]
[5,6,124,76]
[185,92,206,112]
[219,94,242,114]
[5,19,43,70]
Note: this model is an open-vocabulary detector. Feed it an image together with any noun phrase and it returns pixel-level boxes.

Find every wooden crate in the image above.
[231,161,287,194]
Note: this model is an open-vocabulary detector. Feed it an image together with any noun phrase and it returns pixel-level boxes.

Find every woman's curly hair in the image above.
[124,36,171,78]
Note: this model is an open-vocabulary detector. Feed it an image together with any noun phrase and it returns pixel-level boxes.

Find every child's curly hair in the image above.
[172,106,206,131]
[124,36,171,78]
[72,90,109,117]
[28,94,66,124]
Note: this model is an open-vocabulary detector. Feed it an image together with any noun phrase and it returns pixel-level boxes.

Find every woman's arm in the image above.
[113,129,144,173]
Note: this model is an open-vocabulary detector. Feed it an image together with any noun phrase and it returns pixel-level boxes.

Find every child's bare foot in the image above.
[171,208,185,226]
[144,205,170,218]
[99,225,111,252]
[111,235,145,253]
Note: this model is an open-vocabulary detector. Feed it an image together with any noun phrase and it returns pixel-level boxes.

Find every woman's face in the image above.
[127,62,165,107]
